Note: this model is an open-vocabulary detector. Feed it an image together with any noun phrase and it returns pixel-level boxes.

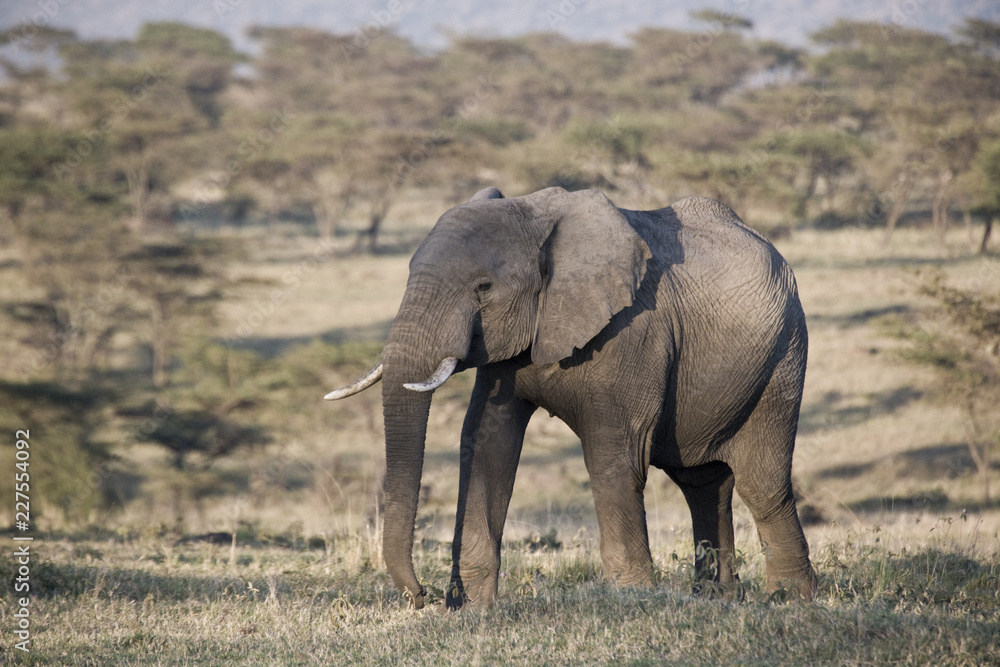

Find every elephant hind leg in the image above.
[727,359,816,600]
[733,470,816,600]
[666,461,741,598]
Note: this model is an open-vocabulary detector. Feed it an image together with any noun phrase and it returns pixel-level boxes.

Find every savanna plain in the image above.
[3,17,1000,666]
[2,217,999,666]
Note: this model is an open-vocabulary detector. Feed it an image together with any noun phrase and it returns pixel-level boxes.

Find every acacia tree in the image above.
[0,129,79,278]
[768,129,871,220]
[963,139,1000,254]
[135,22,243,128]
[959,18,1000,58]
[0,25,76,118]
[58,23,240,234]
[928,121,982,243]
[0,125,141,379]
[862,113,935,240]
[262,113,360,240]
[0,381,114,526]
[906,275,1000,507]
[123,239,231,388]
[248,27,439,249]
[811,20,1000,241]
[117,341,272,527]
[354,128,435,252]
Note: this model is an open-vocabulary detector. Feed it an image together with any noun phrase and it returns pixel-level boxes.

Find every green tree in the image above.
[0,25,76,120]
[0,128,135,377]
[264,112,364,240]
[135,22,243,127]
[117,341,271,526]
[905,274,1000,506]
[0,382,114,527]
[628,27,762,106]
[690,9,753,32]
[767,128,871,220]
[59,23,239,234]
[957,17,1000,58]
[0,129,84,274]
[123,239,231,388]
[964,139,1000,254]
[927,120,982,243]
[810,20,1000,242]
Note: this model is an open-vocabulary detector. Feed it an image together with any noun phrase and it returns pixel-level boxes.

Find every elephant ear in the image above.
[529,190,652,365]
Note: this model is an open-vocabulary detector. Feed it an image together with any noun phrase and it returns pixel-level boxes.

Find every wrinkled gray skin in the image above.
[328,186,817,609]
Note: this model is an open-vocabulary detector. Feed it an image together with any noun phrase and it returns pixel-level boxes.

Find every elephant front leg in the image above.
[447,374,535,610]
[581,433,654,587]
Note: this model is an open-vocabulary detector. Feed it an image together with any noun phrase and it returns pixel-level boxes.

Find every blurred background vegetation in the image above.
[0,13,998,544]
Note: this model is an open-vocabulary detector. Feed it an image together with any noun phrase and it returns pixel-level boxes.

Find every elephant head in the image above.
[325,186,651,607]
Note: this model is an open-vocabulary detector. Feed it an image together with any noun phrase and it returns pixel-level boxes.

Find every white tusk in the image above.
[324,362,383,400]
[403,357,459,392]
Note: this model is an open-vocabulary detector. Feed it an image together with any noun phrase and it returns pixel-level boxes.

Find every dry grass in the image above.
[2,518,998,665]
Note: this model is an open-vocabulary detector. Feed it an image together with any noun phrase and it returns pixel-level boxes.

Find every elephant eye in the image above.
[474,281,493,295]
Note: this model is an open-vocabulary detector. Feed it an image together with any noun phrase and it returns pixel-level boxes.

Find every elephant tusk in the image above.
[324,362,383,400]
[403,357,459,392]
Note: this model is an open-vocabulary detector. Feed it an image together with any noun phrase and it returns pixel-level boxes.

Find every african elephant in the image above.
[326,186,817,609]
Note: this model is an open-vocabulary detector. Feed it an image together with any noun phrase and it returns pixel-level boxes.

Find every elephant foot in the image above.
[603,559,656,589]
[444,578,467,611]
[764,567,817,602]
[444,575,497,610]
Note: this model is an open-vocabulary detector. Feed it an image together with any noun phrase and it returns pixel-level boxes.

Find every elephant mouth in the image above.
[326,308,479,401]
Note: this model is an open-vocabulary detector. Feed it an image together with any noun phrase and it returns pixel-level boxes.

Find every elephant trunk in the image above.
[378,307,470,608]
[380,372,432,608]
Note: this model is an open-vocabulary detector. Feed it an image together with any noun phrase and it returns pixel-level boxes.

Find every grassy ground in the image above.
[3,209,1000,664]
[2,521,998,665]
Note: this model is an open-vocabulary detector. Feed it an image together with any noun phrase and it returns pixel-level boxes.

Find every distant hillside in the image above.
[2,0,998,52]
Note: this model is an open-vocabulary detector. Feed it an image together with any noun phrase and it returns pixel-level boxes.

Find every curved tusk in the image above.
[403,357,459,392]
[324,362,383,400]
